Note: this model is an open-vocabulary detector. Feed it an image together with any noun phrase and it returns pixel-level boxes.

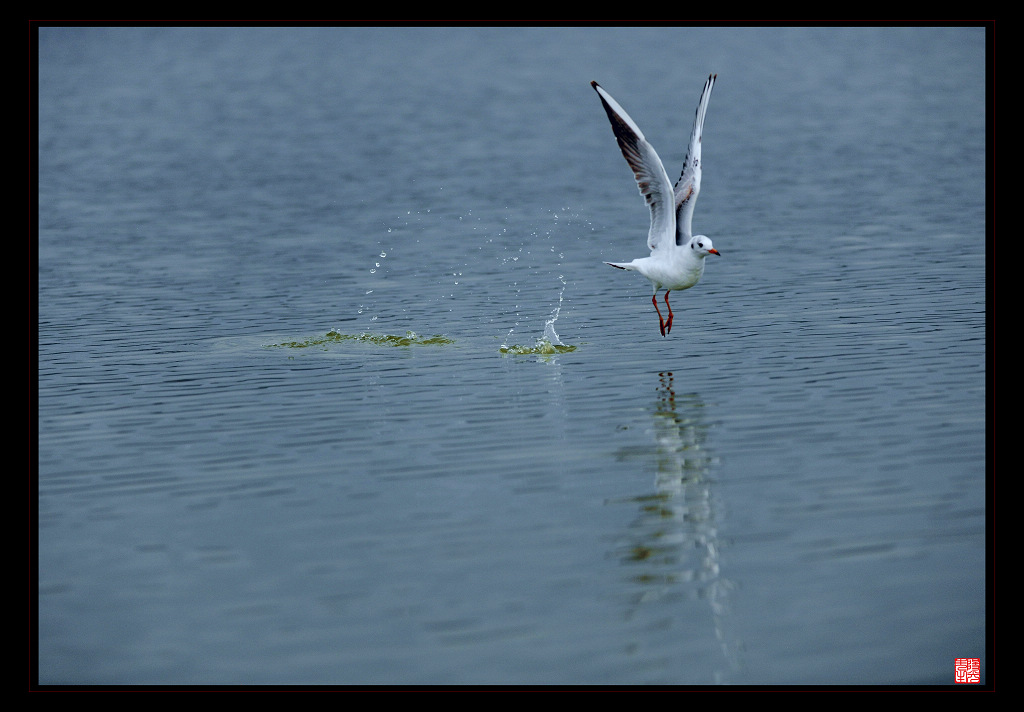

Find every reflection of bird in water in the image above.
[616,371,740,681]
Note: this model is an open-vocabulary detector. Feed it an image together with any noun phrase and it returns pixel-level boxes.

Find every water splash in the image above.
[543,274,568,346]
[500,275,575,355]
[358,244,391,322]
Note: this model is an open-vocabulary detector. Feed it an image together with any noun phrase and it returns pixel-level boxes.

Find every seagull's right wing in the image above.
[674,73,716,245]
[592,81,676,253]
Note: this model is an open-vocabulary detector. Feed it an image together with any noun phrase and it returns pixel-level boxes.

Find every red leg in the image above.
[664,291,673,334]
[652,293,666,336]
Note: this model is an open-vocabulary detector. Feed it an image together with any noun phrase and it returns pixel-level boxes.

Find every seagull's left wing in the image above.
[592,81,677,253]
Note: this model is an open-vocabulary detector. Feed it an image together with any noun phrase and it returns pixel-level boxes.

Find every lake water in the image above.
[36,26,988,686]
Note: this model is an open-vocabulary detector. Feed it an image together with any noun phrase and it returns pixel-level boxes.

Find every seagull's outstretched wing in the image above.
[674,73,716,245]
[591,81,676,253]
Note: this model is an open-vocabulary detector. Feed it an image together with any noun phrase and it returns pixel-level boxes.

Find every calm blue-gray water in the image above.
[36,26,987,685]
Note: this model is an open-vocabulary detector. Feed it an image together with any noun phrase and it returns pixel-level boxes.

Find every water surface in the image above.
[37,26,987,685]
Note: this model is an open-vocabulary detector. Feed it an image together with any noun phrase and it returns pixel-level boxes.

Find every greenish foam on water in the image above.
[268,330,455,349]
[499,339,577,355]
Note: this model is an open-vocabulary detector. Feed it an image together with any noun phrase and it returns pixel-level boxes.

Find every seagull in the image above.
[591,74,719,336]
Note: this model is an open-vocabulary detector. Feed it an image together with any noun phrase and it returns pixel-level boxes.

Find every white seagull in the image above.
[591,74,719,336]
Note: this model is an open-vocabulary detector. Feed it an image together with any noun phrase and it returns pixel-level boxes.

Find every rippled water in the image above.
[36,26,987,685]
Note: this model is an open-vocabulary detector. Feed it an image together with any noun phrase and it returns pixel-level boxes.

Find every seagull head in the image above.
[688,236,720,257]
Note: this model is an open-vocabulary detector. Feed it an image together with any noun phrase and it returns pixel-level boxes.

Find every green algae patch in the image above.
[268,330,455,349]
[499,339,577,355]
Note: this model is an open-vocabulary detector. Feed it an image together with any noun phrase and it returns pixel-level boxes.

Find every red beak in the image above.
[708,249,720,255]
